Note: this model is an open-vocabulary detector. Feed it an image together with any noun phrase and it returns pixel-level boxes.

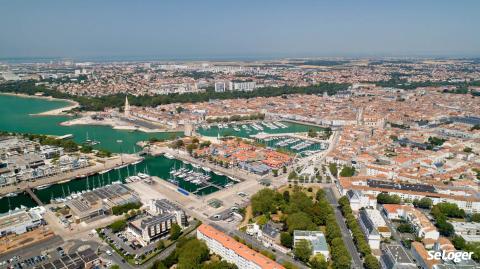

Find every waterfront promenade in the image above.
[0,154,142,196]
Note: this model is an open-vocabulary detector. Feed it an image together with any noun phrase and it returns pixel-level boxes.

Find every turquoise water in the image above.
[0,94,180,153]
[0,94,326,213]
[0,94,235,213]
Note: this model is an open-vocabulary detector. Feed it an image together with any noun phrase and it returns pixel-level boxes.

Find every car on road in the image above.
[106,250,112,256]
[56,247,65,256]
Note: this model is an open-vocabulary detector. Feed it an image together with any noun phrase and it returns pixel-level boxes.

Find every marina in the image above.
[0,155,236,213]
[197,120,327,138]
[254,135,328,155]
[0,94,317,213]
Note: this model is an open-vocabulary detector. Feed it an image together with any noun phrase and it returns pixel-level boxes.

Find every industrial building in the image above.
[66,184,140,223]
[0,206,45,237]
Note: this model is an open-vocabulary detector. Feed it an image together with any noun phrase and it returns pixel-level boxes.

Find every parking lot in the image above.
[100,228,158,260]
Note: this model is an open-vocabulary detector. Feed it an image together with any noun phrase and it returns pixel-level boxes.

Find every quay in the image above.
[24,187,44,206]
[149,146,256,183]
[0,154,142,196]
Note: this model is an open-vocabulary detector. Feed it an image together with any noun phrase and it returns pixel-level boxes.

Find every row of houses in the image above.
[338,177,480,214]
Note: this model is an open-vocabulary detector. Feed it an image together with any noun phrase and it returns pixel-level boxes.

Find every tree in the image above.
[328,163,338,177]
[256,215,268,225]
[310,254,328,269]
[170,223,182,240]
[293,239,312,262]
[154,262,167,269]
[280,232,293,248]
[288,171,298,180]
[157,240,165,250]
[413,197,433,209]
[283,191,290,203]
[315,189,325,202]
[282,262,299,269]
[251,188,278,215]
[397,223,414,234]
[471,213,480,223]
[109,219,127,233]
[282,166,287,173]
[286,212,316,233]
[376,193,401,204]
[109,265,120,269]
[176,239,210,269]
[339,166,355,177]
[452,235,466,249]
[432,203,465,218]
[335,254,352,269]
[364,254,380,269]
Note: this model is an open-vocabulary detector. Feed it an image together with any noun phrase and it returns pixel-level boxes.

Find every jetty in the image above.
[192,182,225,195]
[25,187,44,206]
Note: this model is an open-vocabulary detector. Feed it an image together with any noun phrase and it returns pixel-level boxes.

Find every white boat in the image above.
[164,153,174,159]
[115,164,129,170]
[202,167,211,172]
[99,169,112,174]
[137,173,150,179]
[191,164,200,169]
[132,160,143,165]
[35,184,51,190]
[5,193,17,197]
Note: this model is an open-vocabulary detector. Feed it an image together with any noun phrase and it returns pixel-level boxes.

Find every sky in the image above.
[1,0,479,60]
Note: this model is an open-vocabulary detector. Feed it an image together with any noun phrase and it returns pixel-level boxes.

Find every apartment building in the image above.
[346,189,377,212]
[128,213,177,244]
[338,177,480,213]
[358,209,381,250]
[197,224,284,269]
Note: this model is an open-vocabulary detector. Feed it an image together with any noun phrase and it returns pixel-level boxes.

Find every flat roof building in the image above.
[380,244,416,269]
[293,230,329,259]
[0,206,45,237]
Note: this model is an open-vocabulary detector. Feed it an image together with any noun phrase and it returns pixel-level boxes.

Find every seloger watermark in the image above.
[427,250,474,263]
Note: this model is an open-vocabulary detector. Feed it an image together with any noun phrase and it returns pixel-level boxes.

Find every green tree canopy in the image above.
[293,239,312,262]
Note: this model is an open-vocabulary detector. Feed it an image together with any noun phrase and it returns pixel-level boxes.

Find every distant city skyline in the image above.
[1,0,479,59]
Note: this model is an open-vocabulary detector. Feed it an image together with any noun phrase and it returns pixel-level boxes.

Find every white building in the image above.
[451,222,480,242]
[358,209,382,250]
[346,189,377,212]
[229,81,256,91]
[0,206,45,237]
[380,244,416,269]
[293,230,329,259]
[214,81,227,92]
[365,209,391,238]
[197,224,284,269]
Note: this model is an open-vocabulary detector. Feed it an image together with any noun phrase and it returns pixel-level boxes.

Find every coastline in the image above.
[0,92,80,115]
[60,114,181,133]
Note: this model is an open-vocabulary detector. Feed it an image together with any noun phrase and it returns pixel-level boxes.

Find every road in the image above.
[0,235,64,262]
[324,188,363,269]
